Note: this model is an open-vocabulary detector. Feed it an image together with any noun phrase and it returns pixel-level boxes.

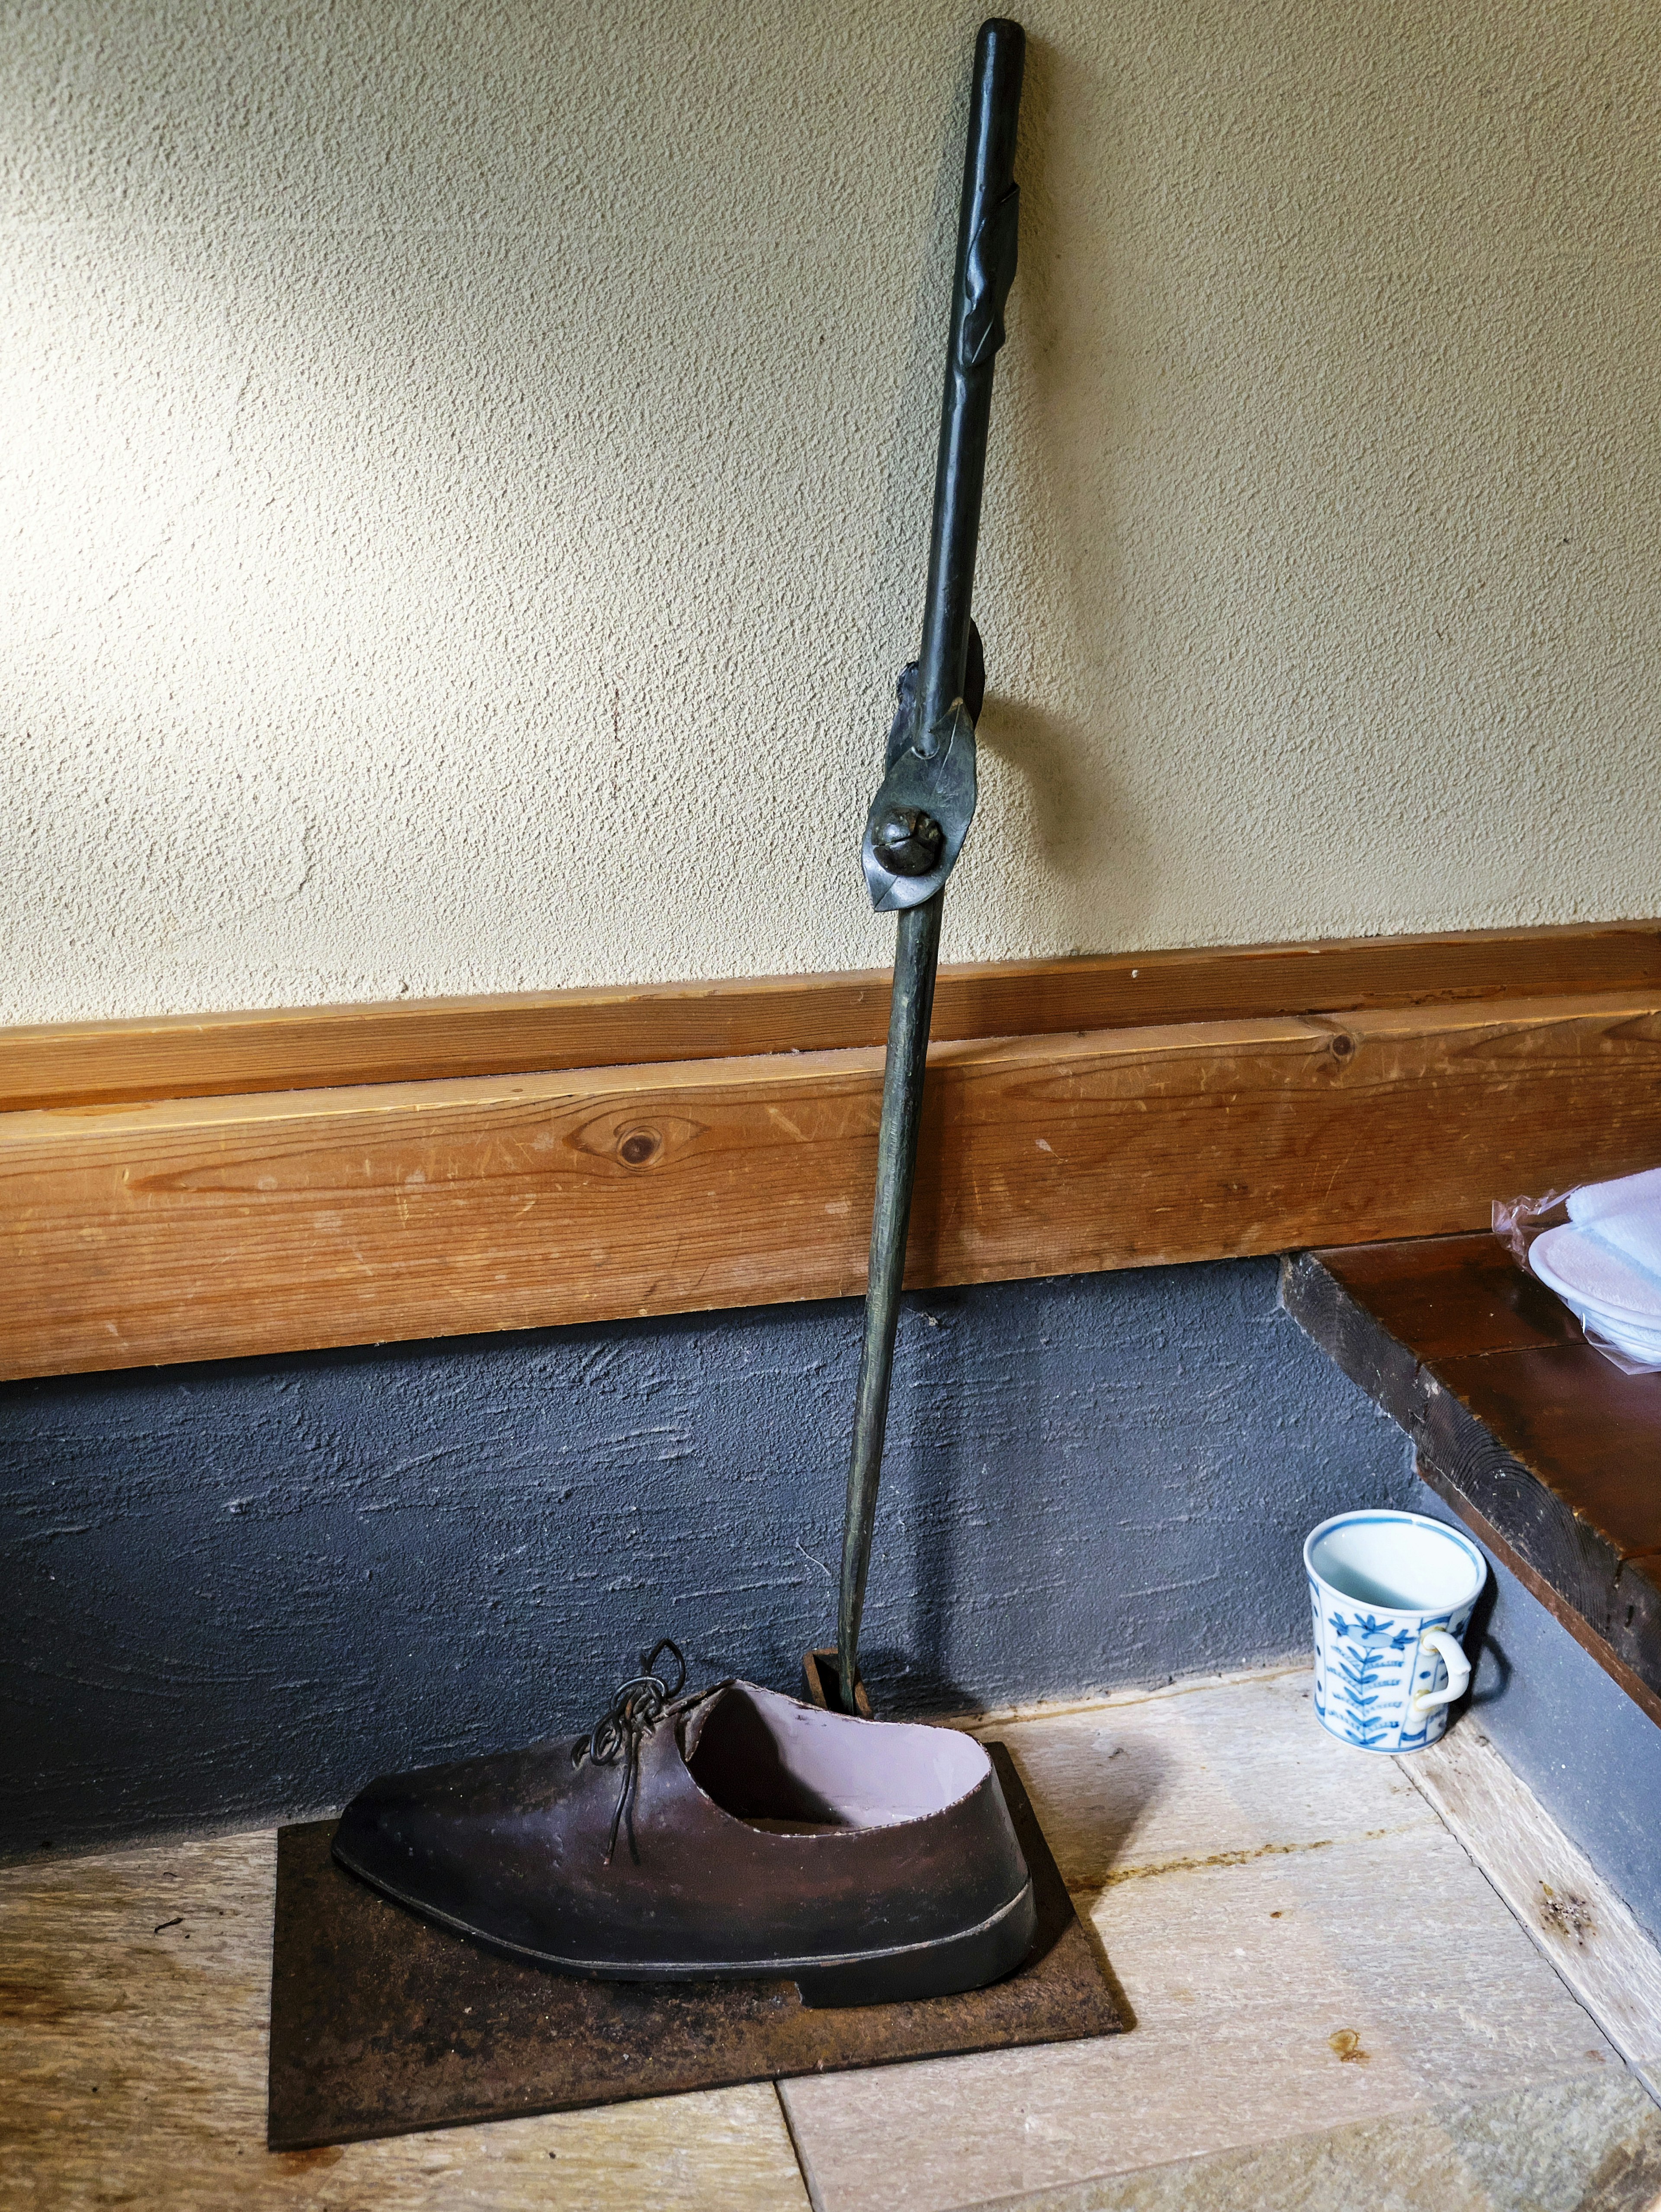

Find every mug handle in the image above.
[1409,1628,1471,1717]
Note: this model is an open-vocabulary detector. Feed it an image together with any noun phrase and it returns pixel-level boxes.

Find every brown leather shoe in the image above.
[333,1644,1035,2005]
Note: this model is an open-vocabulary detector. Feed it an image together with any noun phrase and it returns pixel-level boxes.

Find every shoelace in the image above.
[572,1638,687,1865]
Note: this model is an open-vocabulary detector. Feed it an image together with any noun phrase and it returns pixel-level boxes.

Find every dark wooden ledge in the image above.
[1283,1234,1661,1731]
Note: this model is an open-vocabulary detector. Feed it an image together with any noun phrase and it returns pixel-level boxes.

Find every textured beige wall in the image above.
[3,0,1659,1023]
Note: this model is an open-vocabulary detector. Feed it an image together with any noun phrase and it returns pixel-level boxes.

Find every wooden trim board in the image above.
[1401,1722,1661,2094]
[6,988,1661,1379]
[4,920,1660,1111]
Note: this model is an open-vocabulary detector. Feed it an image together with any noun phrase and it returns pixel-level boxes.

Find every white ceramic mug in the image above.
[1305,1511,1487,1753]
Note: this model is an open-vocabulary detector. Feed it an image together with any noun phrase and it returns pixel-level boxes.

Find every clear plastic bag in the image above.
[1492,1186,1661,1375]
[1491,1189,1571,1268]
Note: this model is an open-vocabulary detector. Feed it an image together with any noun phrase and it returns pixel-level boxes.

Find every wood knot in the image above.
[571,1109,702,1169]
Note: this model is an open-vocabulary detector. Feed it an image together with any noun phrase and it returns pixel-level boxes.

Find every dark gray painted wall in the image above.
[2,1259,1417,1858]
[1413,1478,1661,1948]
[7,1259,1657,1936]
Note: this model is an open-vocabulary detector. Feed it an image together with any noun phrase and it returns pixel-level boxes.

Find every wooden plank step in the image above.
[1282,1233,1661,1726]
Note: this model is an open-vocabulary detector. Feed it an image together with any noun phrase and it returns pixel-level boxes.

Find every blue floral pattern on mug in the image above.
[1327,1610,1416,1747]
[1305,1511,1486,1754]
[1308,1574,1478,1752]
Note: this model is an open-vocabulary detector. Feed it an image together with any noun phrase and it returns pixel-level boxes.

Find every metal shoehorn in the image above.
[828,19,1025,1716]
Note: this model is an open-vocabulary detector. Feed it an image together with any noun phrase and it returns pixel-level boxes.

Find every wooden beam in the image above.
[1413,1462,1661,1734]
[5,989,1661,1380]
[4,920,1659,1111]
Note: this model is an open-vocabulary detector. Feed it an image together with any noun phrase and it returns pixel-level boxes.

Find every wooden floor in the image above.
[4,1667,1660,2210]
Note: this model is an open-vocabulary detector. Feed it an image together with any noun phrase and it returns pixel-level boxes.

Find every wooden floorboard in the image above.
[7,991,1661,1377]
[1402,1719,1661,2098]
[0,1831,809,2210]
[4,1673,1654,2210]
[784,1673,1642,2209]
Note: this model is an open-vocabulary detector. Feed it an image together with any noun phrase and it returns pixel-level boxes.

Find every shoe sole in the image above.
[793,1882,1037,2006]
[333,1840,1037,2009]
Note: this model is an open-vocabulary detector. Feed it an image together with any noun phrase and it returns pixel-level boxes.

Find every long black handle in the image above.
[916,18,1025,743]
[836,19,1024,1712]
[836,892,942,1708]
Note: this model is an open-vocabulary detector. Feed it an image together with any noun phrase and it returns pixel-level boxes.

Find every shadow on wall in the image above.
[863,29,1150,931]
[0,1257,1415,1856]
[966,31,1153,932]
[978,695,1132,888]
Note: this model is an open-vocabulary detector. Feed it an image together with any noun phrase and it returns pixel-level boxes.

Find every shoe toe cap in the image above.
[333,1768,439,1891]
[333,1754,533,1930]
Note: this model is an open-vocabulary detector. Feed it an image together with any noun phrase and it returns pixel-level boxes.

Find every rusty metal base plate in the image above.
[267,1744,1126,2150]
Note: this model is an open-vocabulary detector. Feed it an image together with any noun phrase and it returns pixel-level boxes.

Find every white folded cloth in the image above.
[1531,1227,1661,1360]
[1565,1165,1661,1278]
[1531,1167,1661,1366]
